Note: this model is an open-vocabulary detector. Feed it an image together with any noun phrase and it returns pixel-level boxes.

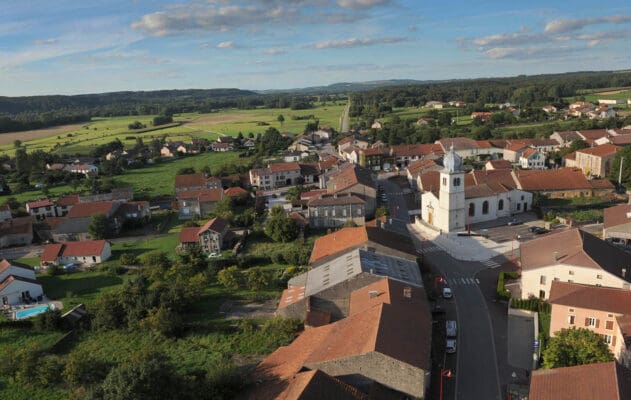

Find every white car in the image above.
[446,339,457,354]
[442,287,453,299]
[208,252,221,258]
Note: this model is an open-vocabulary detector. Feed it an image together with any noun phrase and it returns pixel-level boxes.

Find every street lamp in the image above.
[439,368,453,400]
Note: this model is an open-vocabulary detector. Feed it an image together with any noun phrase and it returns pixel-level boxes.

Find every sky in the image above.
[1,0,631,96]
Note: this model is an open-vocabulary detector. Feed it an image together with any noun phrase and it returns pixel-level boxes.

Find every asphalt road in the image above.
[380,176,502,400]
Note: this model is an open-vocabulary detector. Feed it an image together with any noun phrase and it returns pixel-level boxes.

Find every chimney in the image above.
[403,286,412,299]
[553,251,558,263]
[622,268,627,278]
[369,290,379,299]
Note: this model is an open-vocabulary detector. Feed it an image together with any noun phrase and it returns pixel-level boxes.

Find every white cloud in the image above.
[32,38,58,45]
[263,47,286,55]
[544,14,631,34]
[217,41,235,49]
[483,45,581,60]
[336,0,389,9]
[310,36,404,49]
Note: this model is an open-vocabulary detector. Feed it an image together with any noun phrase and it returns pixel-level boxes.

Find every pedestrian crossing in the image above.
[482,259,501,268]
[446,277,480,286]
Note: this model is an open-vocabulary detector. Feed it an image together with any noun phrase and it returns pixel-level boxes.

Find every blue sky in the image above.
[1,0,630,96]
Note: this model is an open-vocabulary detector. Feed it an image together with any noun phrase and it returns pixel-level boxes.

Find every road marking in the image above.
[476,278,480,284]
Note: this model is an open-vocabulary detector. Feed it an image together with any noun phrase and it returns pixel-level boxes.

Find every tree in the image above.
[265,214,299,242]
[277,114,285,126]
[14,139,22,148]
[542,328,614,369]
[98,351,181,400]
[63,352,111,388]
[217,266,241,290]
[246,268,270,291]
[609,146,631,185]
[140,307,183,337]
[88,213,110,239]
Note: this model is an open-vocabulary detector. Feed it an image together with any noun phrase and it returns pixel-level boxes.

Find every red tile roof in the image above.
[529,361,631,400]
[300,189,328,200]
[308,194,365,207]
[310,227,368,264]
[514,168,592,191]
[578,129,608,140]
[391,144,443,157]
[56,194,80,207]
[40,243,64,263]
[549,281,631,315]
[269,162,301,174]
[26,199,54,209]
[326,164,374,193]
[278,286,306,309]
[609,135,631,145]
[486,159,512,169]
[438,137,480,151]
[66,201,117,218]
[198,217,228,234]
[604,204,631,229]
[224,186,248,198]
[576,144,620,157]
[177,188,223,203]
[179,227,201,244]
[174,173,219,189]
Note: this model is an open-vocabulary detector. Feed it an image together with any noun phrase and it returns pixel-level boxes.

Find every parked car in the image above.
[431,303,446,315]
[446,339,457,354]
[446,320,457,338]
[507,219,522,226]
[534,227,550,234]
[442,287,453,299]
[208,252,221,258]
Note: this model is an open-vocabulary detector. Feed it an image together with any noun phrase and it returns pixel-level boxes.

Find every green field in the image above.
[0,102,346,158]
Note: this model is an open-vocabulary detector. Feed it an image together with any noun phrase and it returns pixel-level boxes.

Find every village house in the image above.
[160,142,190,157]
[211,142,233,152]
[55,194,79,217]
[529,361,631,400]
[52,201,123,242]
[175,173,221,193]
[417,117,433,126]
[471,111,493,121]
[254,276,432,399]
[26,199,56,221]
[519,148,546,169]
[573,143,621,178]
[436,137,501,160]
[0,259,43,307]
[337,135,370,156]
[309,226,417,265]
[407,158,443,188]
[485,159,512,170]
[513,167,615,198]
[389,144,444,169]
[371,121,382,129]
[426,100,444,109]
[596,133,631,147]
[41,240,112,266]
[0,217,33,248]
[548,281,631,367]
[519,228,631,300]
[542,105,557,114]
[550,130,583,147]
[325,163,376,217]
[249,162,302,190]
[603,204,631,246]
[224,186,249,202]
[69,164,98,176]
[178,217,229,254]
[307,194,365,228]
[587,105,617,120]
[177,188,224,219]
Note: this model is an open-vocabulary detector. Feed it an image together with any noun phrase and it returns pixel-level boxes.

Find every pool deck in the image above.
[5,300,64,320]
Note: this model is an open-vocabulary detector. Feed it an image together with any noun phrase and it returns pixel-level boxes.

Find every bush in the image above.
[119,253,138,266]
[33,309,63,331]
[217,266,241,290]
[47,264,62,276]
[496,272,511,300]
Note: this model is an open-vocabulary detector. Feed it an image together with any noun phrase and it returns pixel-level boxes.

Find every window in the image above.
[604,335,613,345]
[453,177,461,186]
[539,290,545,299]
[498,199,504,211]
[606,320,614,330]
[342,209,347,217]
[442,177,447,186]
[517,203,521,211]
[331,209,336,217]
[482,201,489,215]
[597,274,602,279]
[469,203,475,217]
[587,317,597,327]
[554,277,559,281]
[569,270,575,275]
[568,315,575,325]
[540,276,546,285]
[521,195,524,200]
[568,280,574,283]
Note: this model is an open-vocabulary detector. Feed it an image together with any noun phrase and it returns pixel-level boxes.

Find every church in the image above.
[418,146,533,233]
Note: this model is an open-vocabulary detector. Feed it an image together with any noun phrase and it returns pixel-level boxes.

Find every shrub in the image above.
[496,272,511,300]
[119,253,138,266]
[46,264,62,276]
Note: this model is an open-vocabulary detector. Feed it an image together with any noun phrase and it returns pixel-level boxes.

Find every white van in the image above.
[446,320,457,338]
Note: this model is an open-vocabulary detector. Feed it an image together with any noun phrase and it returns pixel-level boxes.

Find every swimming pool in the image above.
[15,304,52,319]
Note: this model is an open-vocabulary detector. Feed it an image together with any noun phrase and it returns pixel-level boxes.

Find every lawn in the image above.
[115,151,250,197]
[38,269,129,309]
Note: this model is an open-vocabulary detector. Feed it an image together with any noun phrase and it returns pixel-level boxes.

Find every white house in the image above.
[26,199,57,220]
[41,240,112,266]
[519,148,546,170]
[0,259,43,307]
[69,164,98,176]
[520,228,631,300]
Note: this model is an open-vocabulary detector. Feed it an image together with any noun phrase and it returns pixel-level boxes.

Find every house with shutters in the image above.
[519,148,546,169]
[306,194,366,228]
[249,162,302,190]
[178,217,229,254]
[26,199,56,221]
[176,188,224,219]
[520,228,631,300]
[325,163,376,217]
[549,281,631,368]
[573,144,621,178]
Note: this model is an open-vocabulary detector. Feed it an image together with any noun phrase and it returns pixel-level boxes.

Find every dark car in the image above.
[534,227,550,234]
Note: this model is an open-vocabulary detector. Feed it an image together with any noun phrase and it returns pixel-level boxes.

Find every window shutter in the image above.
[595,319,600,329]
[585,318,590,326]
[612,336,616,347]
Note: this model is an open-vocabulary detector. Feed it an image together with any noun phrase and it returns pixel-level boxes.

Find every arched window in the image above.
[469,203,475,217]
[453,177,461,186]
[482,201,489,215]
[498,199,504,211]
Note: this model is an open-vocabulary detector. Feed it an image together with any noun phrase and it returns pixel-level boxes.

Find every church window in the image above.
[482,201,489,215]
[469,203,475,217]
[453,177,461,186]
[498,199,504,211]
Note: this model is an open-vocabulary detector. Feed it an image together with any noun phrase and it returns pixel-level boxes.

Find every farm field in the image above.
[0,102,346,157]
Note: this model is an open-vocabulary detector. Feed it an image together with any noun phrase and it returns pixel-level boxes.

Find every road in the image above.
[341,101,350,133]
[380,176,503,400]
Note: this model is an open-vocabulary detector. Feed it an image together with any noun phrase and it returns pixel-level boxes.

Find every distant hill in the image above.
[258,79,443,94]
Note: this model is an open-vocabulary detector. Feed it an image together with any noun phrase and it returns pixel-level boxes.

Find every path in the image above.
[341,100,350,133]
